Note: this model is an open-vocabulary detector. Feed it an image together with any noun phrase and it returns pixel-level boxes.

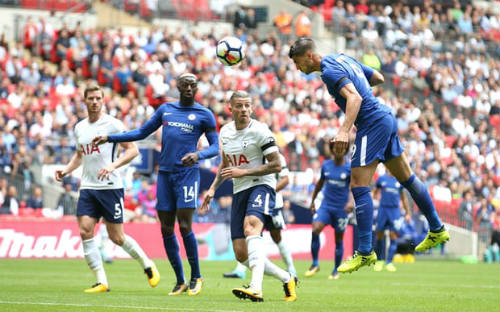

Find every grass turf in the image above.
[0,259,498,312]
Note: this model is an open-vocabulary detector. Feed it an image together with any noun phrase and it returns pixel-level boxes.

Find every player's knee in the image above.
[271,231,281,243]
[79,227,93,240]
[243,226,259,237]
[312,225,322,235]
[178,224,192,236]
[110,233,125,246]
[161,224,175,237]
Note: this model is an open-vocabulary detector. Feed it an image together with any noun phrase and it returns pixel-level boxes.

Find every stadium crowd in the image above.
[0,1,498,244]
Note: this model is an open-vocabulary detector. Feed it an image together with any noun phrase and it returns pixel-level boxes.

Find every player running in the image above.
[92,73,219,296]
[55,85,160,293]
[289,37,449,273]
[201,91,297,302]
[306,142,352,279]
[373,171,411,272]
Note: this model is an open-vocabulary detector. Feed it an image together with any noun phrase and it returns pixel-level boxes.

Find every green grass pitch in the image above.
[0,259,498,312]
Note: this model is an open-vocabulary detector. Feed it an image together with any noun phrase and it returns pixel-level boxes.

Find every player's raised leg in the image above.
[384,154,450,252]
[79,215,109,293]
[98,188,160,288]
[106,222,160,287]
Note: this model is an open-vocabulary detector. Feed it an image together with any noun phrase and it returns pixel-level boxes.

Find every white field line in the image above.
[0,301,244,312]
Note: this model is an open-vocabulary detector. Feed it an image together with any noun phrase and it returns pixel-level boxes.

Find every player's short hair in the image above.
[230,90,250,104]
[288,37,316,58]
[84,85,103,99]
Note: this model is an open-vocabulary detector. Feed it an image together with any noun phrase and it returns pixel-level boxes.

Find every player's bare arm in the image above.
[98,141,139,181]
[334,83,362,156]
[309,178,325,214]
[55,150,83,182]
[221,151,281,179]
[276,175,289,192]
[200,150,230,213]
[369,70,385,86]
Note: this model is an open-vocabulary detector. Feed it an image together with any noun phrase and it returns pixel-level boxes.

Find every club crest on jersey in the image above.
[226,154,249,167]
[188,114,196,120]
[80,143,100,155]
[340,173,347,180]
[241,141,249,150]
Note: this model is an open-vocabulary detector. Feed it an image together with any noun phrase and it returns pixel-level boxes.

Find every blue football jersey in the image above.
[376,174,403,209]
[320,160,351,210]
[108,101,218,172]
[320,54,391,128]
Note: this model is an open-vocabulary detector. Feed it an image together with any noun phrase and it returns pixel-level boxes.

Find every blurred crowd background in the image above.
[0,0,499,255]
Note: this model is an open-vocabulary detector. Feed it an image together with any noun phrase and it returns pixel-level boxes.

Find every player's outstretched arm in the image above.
[55,151,83,182]
[98,142,139,181]
[96,108,164,145]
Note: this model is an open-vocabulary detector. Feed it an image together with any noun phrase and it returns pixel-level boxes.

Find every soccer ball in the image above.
[216,36,244,66]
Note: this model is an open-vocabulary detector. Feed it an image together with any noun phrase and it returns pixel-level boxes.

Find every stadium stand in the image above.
[0,0,498,253]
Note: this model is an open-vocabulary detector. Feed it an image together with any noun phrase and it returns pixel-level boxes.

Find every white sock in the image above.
[277,240,295,273]
[120,234,153,269]
[235,261,247,273]
[246,235,265,292]
[264,258,290,283]
[83,238,108,286]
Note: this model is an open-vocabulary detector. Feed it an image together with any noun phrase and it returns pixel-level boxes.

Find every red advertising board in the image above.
[0,219,353,260]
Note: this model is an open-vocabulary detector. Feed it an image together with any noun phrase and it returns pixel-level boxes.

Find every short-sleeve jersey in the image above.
[74,114,125,189]
[376,174,403,209]
[274,154,289,208]
[320,54,391,128]
[220,119,279,194]
[320,159,351,210]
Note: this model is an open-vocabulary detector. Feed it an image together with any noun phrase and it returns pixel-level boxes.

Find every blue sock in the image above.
[352,187,374,255]
[311,233,320,266]
[334,240,343,273]
[401,174,442,231]
[182,232,201,280]
[375,238,385,261]
[387,239,397,264]
[163,233,185,284]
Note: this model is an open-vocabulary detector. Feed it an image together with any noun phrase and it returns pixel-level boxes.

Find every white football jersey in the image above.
[274,154,289,208]
[220,119,279,194]
[74,114,126,190]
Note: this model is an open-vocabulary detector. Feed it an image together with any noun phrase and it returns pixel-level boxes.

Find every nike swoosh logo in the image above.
[164,112,173,115]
